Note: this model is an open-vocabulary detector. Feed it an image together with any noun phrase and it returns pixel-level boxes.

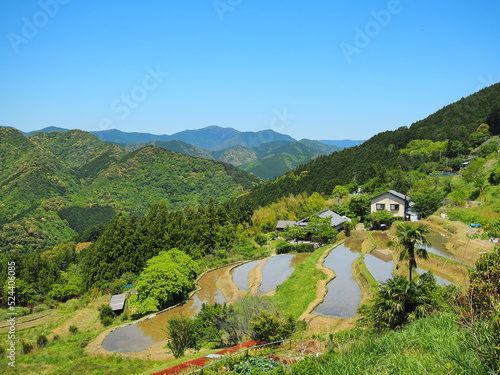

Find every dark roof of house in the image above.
[110,293,127,311]
[276,220,297,229]
[297,209,349,228]
[371,190,411,202]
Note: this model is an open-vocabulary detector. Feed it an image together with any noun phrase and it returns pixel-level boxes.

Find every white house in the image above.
[370,190,418,221]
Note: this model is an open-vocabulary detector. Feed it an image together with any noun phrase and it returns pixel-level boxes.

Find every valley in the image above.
[1,83,500,374]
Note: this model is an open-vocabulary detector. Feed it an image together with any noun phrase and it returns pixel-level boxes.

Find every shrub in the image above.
[250,310,296,342]
[98,304,115,325]
[101,316,113,326]
[166,315,198,358]
[52,334,60,342]
[276,242,314,254]
[69,325,78,335]
[37,334,48,348]
[21,341,33,354]
[33,304,49,313]
[79,338,91,348]
[254,233,268,246]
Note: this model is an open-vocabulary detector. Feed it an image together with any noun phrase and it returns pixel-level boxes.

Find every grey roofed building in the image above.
[110,293,127,313]
[276,220,298,232]
[296,209,350,230]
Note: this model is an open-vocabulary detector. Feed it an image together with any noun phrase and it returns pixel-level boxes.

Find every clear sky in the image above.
[1,0,499,141]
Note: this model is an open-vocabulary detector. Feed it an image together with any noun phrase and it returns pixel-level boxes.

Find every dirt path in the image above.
[215,263,247,304]
[248,258,268,295]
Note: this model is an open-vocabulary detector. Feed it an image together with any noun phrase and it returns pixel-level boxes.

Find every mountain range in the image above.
[18,126,362,180]
[3,82,499,255]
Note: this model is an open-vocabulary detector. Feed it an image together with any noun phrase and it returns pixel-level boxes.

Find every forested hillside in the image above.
[0,128,261,255]
[111,138,341,180]
[115,140,214,160]
[237,83,500,208]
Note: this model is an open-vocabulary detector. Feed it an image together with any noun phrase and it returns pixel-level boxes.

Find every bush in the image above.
[250,310,296,342]
[69,325,78,335]
[52,334,60,342]
[101,316,114,326]
[33,304,49,313]
[98,304,117,325]
[37,334,48,348]
[166,315,198,358]
[276,242,314,254]
[254,233,268,246]
[21,341,33,354]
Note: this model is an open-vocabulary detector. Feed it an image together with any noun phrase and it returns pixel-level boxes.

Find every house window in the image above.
[376,204,385,210]
[390,204,400,211]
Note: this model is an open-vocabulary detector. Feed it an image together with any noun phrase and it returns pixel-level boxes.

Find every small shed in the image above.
[109,293,127,314]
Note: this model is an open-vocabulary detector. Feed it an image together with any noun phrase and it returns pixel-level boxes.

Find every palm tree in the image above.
[372,273,438,330]
[395,222,429,282]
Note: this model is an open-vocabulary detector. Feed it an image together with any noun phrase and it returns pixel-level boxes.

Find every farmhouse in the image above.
[370,190,418,221]
[276,209,350,232]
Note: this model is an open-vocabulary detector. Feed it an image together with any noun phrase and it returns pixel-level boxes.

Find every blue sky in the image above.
[1,1,499,141]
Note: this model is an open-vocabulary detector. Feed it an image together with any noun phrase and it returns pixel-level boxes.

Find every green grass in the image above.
[273,244,334,319]
[1,330,163,375]
[295,314,490,375]
[355,255,379,292]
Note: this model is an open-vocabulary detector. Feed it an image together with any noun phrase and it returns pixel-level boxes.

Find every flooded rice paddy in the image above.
[313,244,362,319]
[103,254,309,353]
[422,230,456,261]
[102,264,229,353]
[231,259,261,291]
[258,254,306,293]
[364,253,394,283]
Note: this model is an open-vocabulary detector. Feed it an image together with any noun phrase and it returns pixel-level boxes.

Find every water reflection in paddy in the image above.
[258,253,309,294]
[416,267,454,286]
[102,264,229,353]
[364,253,394,283]
[101,323,156,353]
[231,259,261,291]
[422,230,456,261]
[313,244,362,318]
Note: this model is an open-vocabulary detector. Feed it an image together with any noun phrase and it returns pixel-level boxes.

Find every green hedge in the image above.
[276,241,314,254]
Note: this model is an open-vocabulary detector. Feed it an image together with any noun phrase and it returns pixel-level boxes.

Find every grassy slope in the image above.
[308,314,488,375]
[272,245,331,319]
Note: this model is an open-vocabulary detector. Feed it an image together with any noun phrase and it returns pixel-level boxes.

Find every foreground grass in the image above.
[2,330,162,375]
[273,244,333,319]
[294,314,491,375]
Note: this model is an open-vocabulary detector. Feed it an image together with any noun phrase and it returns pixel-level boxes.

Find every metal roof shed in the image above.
[110,293,127,312]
